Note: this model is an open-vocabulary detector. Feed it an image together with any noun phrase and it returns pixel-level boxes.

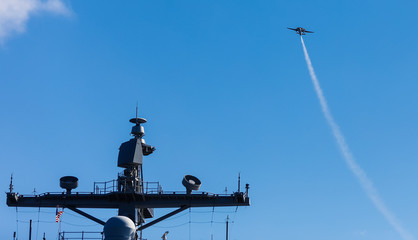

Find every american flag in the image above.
[56,208,63,222]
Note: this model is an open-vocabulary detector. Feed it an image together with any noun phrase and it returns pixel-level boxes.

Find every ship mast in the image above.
[6,113,250,239]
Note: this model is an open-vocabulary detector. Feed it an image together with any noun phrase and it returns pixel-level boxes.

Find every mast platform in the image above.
[7,191,249,209]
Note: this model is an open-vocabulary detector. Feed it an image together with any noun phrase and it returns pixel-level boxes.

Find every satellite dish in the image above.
[60,176,78,194]
[182,175,201,194]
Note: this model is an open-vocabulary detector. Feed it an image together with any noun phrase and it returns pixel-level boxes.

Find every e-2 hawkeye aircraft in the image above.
[287,27,314,35]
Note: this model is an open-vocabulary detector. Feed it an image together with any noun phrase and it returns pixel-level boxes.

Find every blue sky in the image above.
[1,0,418,239]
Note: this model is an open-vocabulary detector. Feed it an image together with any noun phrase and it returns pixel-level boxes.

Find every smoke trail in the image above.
[300,36,414,240]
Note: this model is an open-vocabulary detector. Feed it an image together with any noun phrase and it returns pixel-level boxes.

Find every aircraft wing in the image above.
[287,27,297,31]
[305,30,314,33]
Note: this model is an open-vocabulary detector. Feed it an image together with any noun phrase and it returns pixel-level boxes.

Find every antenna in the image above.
[238,172,241,192]
[136,102,139,125]
[29,219,32,240]
[226,215,229,240]
[9,174,13,193]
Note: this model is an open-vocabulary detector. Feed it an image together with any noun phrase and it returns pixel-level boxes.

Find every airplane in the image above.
[287,27,314,35]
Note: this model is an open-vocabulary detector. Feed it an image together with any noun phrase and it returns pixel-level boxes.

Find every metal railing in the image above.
[93,180,118,194]
[93,180,162,194]
[143,182,162,194]
[58,231,103,240]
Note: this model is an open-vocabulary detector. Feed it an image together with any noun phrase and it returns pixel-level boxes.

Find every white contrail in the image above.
[300,36,414,240]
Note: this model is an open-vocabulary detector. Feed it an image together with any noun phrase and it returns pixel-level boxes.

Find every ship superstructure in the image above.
[6,114,250,239]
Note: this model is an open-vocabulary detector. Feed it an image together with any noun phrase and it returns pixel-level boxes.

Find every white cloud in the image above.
[0,0,70,42]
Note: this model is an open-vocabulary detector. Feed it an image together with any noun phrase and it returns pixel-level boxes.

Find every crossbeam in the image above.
[6,192,249,209]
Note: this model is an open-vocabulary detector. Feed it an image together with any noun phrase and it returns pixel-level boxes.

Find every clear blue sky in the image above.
[1,0,418,239]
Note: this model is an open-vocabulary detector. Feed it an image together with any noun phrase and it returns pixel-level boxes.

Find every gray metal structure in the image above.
[6,115,250,237]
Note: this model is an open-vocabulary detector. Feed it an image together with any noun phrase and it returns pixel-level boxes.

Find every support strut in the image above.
[137,205,189,231]
[66,206,106,225]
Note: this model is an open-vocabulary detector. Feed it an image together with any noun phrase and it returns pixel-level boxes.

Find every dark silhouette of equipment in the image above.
[182,175,201,194]
[161,231,169,240]
[60,176,78,194]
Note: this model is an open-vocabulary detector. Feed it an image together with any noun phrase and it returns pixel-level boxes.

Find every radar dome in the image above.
[103,216,136,240]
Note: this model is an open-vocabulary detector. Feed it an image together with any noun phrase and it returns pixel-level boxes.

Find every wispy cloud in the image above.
[0,0,70,42]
